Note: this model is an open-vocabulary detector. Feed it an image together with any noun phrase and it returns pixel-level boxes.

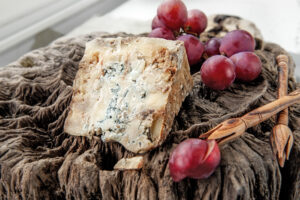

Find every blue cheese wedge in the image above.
[64,37,193,153]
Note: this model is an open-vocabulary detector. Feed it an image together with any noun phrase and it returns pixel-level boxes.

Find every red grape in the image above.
[200,55,236,90]
[219,30,255,57]
[148,27,175,40]
[151,15,166,30]
[204,38,222,57]
[230,52,262,81]
[177,35,204,66]
[157,0,187,31]
[169,139,221,182]
[184,9,207,35]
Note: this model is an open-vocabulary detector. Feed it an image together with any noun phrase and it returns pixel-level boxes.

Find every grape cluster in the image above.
[149,1,262,91]
[201,30,262,90]
[149,0,207,66]
[149,1,263,182]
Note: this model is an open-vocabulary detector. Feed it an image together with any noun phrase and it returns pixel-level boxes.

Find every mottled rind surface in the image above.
[0,16,299,200]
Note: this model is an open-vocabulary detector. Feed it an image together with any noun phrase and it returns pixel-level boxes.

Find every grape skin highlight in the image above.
[219,30,255,57]
[157,0,187,31]
[200,55,236,90]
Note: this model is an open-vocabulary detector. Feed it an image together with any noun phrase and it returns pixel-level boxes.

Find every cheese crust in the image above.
[64,37,193,153]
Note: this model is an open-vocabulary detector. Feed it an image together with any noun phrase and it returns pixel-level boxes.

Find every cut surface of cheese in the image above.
[113,156,144,170]
[64,37,193,153]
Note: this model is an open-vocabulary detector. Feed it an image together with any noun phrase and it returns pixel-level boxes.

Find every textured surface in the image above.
[0,16,299,200]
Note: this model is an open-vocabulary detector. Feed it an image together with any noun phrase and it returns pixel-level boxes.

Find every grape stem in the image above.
[199,89,300,145]
[270,55,294,167]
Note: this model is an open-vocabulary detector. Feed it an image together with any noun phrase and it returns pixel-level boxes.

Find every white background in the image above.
[0,0,299,71]
[89,0,300,54]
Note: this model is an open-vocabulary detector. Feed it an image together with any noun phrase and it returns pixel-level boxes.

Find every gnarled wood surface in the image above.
[0,15,299,200]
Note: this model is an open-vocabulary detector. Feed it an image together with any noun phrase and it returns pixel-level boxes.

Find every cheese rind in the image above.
[64,37,193,153]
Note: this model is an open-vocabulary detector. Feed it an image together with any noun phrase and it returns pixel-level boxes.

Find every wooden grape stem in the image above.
[277,55,289,125]
[241,90,300,128]
[270,55,294,167]
[200,89,300,145]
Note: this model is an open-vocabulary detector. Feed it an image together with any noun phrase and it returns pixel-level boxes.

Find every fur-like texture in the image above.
[0,16,299,200]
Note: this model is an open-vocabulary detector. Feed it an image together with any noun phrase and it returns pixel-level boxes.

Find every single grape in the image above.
[184,9,207,35]
[219,30,255,57]
[204,38,222,57]
[169,139,221,182]
[200,55,236,90]
[151,15,166,30]
[148,27,175,40]
[177,35,204,66]
[230,52,262,81]
[157,0,187,31]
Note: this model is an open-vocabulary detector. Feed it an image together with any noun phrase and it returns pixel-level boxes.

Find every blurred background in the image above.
[0,0,299,78]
